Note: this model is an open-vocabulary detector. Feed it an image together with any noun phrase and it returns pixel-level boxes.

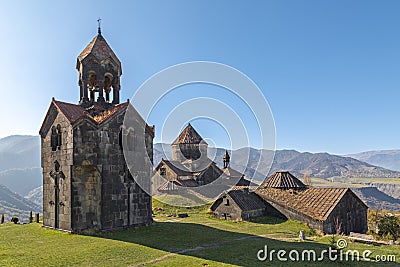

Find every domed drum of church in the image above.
[39,27,154,232]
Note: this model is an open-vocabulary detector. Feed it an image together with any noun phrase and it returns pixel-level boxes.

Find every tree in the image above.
[334,216,343,235]
[303,171,312,186]
[378,214,400,241]
[11,217,19,224]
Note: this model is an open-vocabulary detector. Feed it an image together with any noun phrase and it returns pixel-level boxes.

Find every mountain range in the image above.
[0,184,41,222]
[346,150,400,172]
[154,144,400,181]
[0,135,399,216]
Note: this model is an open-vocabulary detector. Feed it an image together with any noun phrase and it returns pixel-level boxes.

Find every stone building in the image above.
[39,27,154,232]
[154,124,248,193]
[255,172,368,234]
[210,187,268,220]
[211,171,368,234]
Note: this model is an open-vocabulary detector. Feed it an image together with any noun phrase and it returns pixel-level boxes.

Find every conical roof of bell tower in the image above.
[172,123,206,145]
[76,31,122,72]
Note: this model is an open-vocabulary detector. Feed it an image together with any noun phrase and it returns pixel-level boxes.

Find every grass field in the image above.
[1,200,399,266]
[311,177,400,188]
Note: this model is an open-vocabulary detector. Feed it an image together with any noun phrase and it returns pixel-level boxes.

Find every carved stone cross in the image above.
[49,160,65,228]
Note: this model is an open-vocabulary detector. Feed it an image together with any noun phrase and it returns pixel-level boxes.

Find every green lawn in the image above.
[1,200,399,266]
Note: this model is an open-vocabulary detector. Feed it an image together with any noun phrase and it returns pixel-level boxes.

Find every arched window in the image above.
[88,72,97,101]
[56,124,62,150]
[119,128,123,151]
[127,128,135,151]
[51,126,57,151]
[104,74,113,103]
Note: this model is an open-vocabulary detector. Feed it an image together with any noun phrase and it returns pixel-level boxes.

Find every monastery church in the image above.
[40,27,368,235]
[40,27,154,232]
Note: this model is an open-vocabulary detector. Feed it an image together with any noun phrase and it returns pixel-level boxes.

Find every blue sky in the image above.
[0,1,399,154]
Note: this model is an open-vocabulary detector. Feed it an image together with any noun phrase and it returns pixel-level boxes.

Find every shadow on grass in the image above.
[248,215,287,225]
[88,221,393,266]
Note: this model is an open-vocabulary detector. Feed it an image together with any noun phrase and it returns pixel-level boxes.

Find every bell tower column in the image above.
[97,80,105,103]
[79,79,89,104]
[77,25,122,106]
[112,83,120,104]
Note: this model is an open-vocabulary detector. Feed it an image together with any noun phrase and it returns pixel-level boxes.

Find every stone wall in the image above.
[157,162,178,182]
[241,209,265,220]
[41,110,73,231]
[211,195,244,220]
[324,190,368,234]
[171,143,208,162]
[72,109,152,232]
[265,200,325,233]
[197,163,223,185]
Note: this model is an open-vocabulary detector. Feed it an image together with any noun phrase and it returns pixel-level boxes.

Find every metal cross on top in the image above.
[97,17,102,34]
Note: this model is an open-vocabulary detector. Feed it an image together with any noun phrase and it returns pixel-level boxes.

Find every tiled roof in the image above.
[177,178,199,187]
[231,185,259,191]
[77,34,121,68]
[260,171,306,189]
[227,189,266,211]
[53,100,89,123]
[157,179,199,191]
[222,167,243,178]
[172,123,206,145]
[91,104,128,123]
[256,187,351,220]
[157,181,171,191]
[222,167,250,186]
[158,160,195,177]
[53,99,128,125]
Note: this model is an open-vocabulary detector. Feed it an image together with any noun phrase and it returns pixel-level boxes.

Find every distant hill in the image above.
[346,150,400,172]
[0,136,399,197]
[154,144,400,180]
[25,186,43,206]
[0,135,41,196]
[351,187,400,212]
[0,168,42,196]
[269,150,400,179]
[0,184,42,222]
[0,135,40,171]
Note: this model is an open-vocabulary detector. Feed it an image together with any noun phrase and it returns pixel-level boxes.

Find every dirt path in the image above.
[129,234,300,266]
[129,235,259,267]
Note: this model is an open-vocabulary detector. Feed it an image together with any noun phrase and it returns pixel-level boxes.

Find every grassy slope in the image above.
[1,200,399,266]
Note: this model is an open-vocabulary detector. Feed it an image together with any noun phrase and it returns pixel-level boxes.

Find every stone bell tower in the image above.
[39,24,154,233]
[76,24,121,106]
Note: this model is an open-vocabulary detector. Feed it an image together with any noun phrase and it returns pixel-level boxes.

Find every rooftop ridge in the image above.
[172,123,206,145]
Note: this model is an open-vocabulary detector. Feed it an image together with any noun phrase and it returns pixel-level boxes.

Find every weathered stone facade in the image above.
[258,188,368,234]
[210,188,267,220]
[40,29,154,232]
[154,124,249,193]
[323,190,368,234]
[211,171,369,235]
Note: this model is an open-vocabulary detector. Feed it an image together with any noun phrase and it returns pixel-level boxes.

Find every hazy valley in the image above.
[0,135,399,221]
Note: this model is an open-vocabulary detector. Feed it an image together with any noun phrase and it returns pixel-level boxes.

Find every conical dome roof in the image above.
[260,171,306,189]
[172,123,206,145]
[77,33,121,71]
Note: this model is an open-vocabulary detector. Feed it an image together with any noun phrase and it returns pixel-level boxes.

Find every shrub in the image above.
[29,211,33,223]
[378,214,400,241]
[11,217,19,224]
